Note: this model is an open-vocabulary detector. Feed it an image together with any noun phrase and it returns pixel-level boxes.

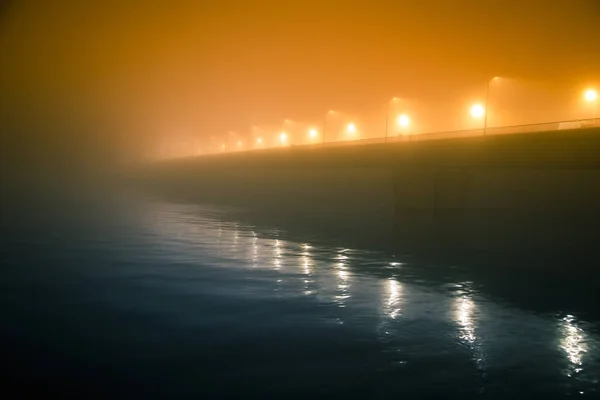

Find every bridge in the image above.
[140,123,600,255]
[225,118,600,151]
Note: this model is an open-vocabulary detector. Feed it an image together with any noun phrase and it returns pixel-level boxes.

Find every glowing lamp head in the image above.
[347,123,356,134]
[470,104,485,119]
[280,132,287,142]
[256,137,263,144]
[397,114,410,128]
[308,128,318,138]
[585,89,598,102]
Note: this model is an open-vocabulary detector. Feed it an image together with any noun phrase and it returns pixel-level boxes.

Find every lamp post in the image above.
[484,80,491,135]
[385,97,399,143]
[384,105,390,143]
[322,114,327,146]
[323,110,335,146]
[484,77,500,135]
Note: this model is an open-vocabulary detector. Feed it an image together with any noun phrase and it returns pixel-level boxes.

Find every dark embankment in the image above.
[136,152,395,251]
[136,127,600,267]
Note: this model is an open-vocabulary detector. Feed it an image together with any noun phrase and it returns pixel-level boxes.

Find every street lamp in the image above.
[256,137,263,145]
[584,89,598,119]
[385,97,412,141]
[470,103,485,119]
[308,128,318,139]
[585,88,597,102]
[347,123,356,135]
[397,114,410,127]
[397,114,410,129]
[385,97,402,143]
[280,132,287,146]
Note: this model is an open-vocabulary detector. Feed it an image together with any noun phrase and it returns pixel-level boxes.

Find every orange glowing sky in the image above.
[1,0,599,164]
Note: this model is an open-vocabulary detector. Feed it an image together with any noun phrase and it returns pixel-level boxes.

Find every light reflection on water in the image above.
[454,292,487,378]
[140,199,600,395]
[273,239,282,270]
[561,315,587,375]
[387,278,402,319]
[251,231,258,268]
[456,295,477,345]
[335,249,351,308]
[300,244,313,296]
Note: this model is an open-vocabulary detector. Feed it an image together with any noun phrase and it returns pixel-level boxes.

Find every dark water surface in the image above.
[2,188,600,398]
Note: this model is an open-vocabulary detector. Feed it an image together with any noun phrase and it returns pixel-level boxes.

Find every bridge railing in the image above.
[310,117,599,149]
[178,117,599,159]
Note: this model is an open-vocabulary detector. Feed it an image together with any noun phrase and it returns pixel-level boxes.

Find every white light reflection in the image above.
[387,278,402,319]
[232,223,239,254]
[273,239,282,270]
[334,250,351,307]
[301,243,312,275]
[387,261,404,270]
[300,243,314,295]
[454,294,487,374]
[560,315,587,375]
[252,231,258,268]
[375,277,404,348]
[216,224,223,256]
[456,296,477,345]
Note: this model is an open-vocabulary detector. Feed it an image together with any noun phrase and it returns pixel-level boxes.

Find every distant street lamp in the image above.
[584,88,598,119]
[308,128,318,139]
[280,132,287,146]
[256,137,263,145]
[347,123,356,135]
[585,88,597,102]
[470,103,485,119]
[385,97,412,142]
[397,114,410,128]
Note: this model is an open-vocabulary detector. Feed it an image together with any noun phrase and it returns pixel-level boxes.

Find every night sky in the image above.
[1,0,599,170]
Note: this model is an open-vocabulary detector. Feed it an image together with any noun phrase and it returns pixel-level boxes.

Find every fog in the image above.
[1,1,599,180]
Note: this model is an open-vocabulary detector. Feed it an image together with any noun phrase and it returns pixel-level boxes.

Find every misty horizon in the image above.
[1,1,600,171]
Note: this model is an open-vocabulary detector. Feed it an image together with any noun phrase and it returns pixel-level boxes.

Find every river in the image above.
[2,188,599,397]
